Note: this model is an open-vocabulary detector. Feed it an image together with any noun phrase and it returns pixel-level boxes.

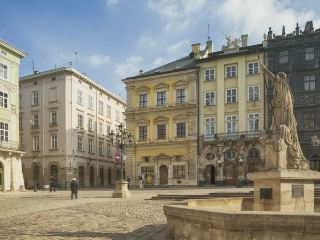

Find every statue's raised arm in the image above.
[259,60,275,81]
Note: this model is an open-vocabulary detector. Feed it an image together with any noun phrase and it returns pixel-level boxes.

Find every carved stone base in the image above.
[112,180,131,198]
[248,169,320,212]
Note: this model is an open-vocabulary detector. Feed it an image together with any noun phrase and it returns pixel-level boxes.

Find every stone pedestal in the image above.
[248,169,320,212]
[112,180,131,198]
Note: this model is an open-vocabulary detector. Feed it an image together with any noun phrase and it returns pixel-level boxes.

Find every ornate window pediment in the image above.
[135,116,150,124]
[153,153,172,161]
[154,115,169,122]
[135,85,150,93]
[173,113,187,120]
[173,80,188,87]
[154,82,169,90]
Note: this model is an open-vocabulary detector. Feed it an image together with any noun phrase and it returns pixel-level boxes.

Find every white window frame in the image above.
[32,114,39,128]
[226,115,237,135]
[107,143,112,157]
[77,114,84,128]
[98,141,104,156]
[248,85,260,101]
[32,91,39,106]
[225,88,237,103]
[156,90,167,106]
[248,113,260,132]
[0,91,8,108]
[32,136,40,151]
[205,118,215,136]
[0,122,9,142]
[176,89,186,104]
[88,138,94,153]
[225,65,237,78]
[204,91,215,106]
[50,135,58,149]
[98,101,104,115]
[0,62,8,80]
[98,121,103,134]
[77,90,83,105]
[88,118,93,131]
[139,93,148,108]
[106,105,111,118]
[49,111,57,126]
[205,68,215,81]
[88,95,94,109]
[247,62,259,75]
[77,135,84,151]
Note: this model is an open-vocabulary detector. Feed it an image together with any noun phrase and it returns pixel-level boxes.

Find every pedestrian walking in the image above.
[50,176,56,192]
[70,178,78,200]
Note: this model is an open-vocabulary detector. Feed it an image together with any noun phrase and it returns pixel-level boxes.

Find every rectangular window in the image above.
[205,91,215,106]
[157,91,166,106]
[98,141,104,156]
[88,118,93,131]
[32,91,39,105]
[139,126,147,140]
[98,121,103,134]
[88,138,94,153]
[77,90,83,105]
[50,135,58,149]
[141,166,155,180]
[173,165,186,178]
[106,105,111,118]
[32,136,40,151]
[248,113,260,132]
[19,114,23,129]
[248,62,259,75]
[116,110,120,122]
[77,114,84,128]
[0,63,8,79]
[176,123,186,138]
[226,115,237,136]
[107,143,112,157]
[305,47,315,61]
[77,135,84,151]
[49,87,57,102]
[205,69,215,81]
[304,75,316,91]
[279,51,288,64]
[248,85,260,101]
[226,88,237,103]
[205,118,215,135]
[88,95,94,109]
[139,94,148,108]
[49,112,57,126]
[303,112,315,129]
[176,89,186,104]
[157,124,166,139]
[0,91,8,108]
[106,125,111,135]
[225,65,237,78]
[98,101,104,115]
[0,122,9,142]
[32,114,39,128]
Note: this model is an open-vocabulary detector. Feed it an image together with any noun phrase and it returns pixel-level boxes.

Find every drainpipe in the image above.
[196,66,200,186]
[42,77,45,188]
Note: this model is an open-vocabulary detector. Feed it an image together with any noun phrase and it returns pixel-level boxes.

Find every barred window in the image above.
[173,165,185,178]
[157,91,166,106]
[157,124,166,139]
[139,126,147,140]
[139,94,148,107]
[176,89,185,104]
[176,123,186,138]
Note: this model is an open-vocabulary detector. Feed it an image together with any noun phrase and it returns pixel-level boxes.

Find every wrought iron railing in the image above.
[0,140,24,151]
[203,130,263,142]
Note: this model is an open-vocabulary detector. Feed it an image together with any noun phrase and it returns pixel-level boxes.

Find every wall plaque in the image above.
[260,188,272,199]
[292,184,304,198]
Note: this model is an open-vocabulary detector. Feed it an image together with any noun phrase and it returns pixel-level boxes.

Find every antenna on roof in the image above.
[207,24,210,40]
[32,60,35,72]
[74,51,78,66]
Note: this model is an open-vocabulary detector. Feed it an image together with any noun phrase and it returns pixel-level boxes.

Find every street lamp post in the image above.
[109,123,132,198]
[33,156,37,192]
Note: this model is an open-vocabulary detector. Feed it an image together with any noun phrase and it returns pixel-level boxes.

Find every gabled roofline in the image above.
[0,39,27,58]
[20,67,126,106]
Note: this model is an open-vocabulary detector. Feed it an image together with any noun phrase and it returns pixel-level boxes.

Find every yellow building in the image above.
[196,36,266,186]
[0,39,26,191]
[123,55,199,186]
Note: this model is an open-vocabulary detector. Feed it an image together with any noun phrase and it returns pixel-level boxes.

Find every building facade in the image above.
[19,68,126,189]
[196,36,266,185]
[124,55,198,186]
[0,39,26,191]
[265,21,320,171]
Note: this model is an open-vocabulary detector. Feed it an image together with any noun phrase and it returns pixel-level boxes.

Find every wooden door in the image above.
[159,165,168,185]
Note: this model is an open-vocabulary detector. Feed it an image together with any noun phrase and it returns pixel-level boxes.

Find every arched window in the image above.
[224,150,236,160]
[310,155,320,171]
[248,148,260,160]
[206,152,215,161]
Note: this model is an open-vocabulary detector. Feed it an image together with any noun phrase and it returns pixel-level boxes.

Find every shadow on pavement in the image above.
[44,224,169,240]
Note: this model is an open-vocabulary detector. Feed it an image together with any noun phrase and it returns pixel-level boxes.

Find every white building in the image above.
[0,39,26,191]
[19,68,126,189]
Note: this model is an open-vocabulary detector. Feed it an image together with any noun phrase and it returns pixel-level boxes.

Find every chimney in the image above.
[191,43,201,54]
[304,21,314,33]
[206,39,213,53]
[241,34,248,47]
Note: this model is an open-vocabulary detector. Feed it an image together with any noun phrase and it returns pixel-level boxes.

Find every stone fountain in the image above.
[163,62,320,239]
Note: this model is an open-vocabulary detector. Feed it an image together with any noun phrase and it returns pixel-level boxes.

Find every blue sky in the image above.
[1,0,320,98]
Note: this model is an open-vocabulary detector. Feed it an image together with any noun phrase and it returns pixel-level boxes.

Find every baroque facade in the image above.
[195,36,266,185]
[0,39,26,191]
[265,21,320,170]
[19,68,126,189]
[123,55,198,186]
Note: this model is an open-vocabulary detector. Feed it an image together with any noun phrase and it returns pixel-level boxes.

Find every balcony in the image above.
[0,140,24,151]
[203,131,263,143]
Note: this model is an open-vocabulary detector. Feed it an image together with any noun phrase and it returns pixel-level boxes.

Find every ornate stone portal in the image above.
[248,62,320,212]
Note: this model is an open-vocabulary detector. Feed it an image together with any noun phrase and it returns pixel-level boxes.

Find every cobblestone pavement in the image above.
[0,188,251,240]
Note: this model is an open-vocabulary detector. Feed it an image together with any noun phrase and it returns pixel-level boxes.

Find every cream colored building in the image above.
[0,39,26,191]
[123,54,199,186]
[196,36,266,186]
[19,68,126,189]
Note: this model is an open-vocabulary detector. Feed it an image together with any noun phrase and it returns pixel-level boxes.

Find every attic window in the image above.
[1,50,7,56]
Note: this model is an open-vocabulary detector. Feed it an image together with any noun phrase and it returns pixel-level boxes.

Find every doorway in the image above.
[78,166,85,187]
[50,165,58,186]
[205,165,215,184]
[159,165,168,185]
[0,162,3,191]
[89,167,94,187]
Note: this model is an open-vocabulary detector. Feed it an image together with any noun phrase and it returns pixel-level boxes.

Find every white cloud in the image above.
[115,55,143,79]
[136,34,156,49]
[148,0,208,32]
[166,40,189,53]
[153,57,167,67]
[216,0,319,44]
[87,54,110,67]
[106,0,119,7]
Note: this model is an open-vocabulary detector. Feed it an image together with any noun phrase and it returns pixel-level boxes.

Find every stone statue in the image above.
[260,61,309,169]
[223,35,241,49]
